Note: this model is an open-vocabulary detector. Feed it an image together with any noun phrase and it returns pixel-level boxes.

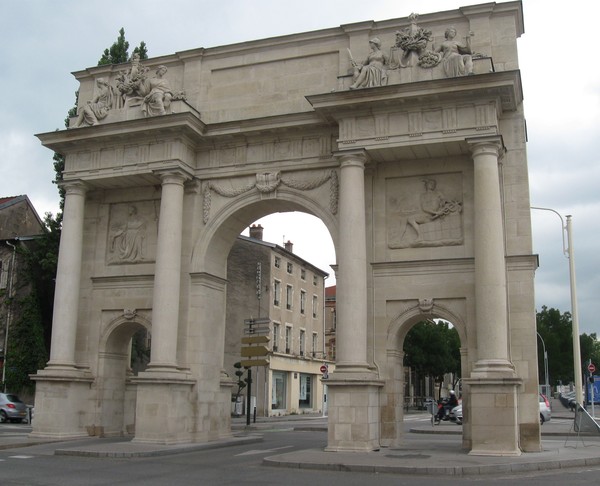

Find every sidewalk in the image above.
[1,402,598,477]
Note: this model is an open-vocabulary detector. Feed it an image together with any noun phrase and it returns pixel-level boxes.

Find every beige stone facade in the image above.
[33,2,540,455]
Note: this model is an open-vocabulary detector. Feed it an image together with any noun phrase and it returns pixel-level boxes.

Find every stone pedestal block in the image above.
[465,378,522,456]
[30,370,94,439]
[325,377,384,452]
[131,371,195,445]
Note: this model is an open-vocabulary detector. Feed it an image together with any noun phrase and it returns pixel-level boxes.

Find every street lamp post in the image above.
[537,332,550,397]
[531,207,583,404]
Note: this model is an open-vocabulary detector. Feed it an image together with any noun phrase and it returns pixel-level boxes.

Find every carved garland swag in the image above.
[202,170,339,223]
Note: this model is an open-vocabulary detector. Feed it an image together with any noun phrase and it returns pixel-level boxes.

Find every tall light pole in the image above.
[531,207,583,404]
[536,332,549,397]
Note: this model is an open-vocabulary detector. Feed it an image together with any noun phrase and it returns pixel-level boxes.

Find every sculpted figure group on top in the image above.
[73,54,185,128]
[349,13,480,90]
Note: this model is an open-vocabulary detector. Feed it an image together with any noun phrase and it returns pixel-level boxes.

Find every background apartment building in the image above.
[225,224,332,417]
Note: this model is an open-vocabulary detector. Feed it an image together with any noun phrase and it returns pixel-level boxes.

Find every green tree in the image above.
[403,320,461,396]
[537,306,574,385]
[581,332,600,373]
[98,28,148,66]
[536,306,599,386]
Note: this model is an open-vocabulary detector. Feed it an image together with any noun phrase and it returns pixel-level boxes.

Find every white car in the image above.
[449,395,550,426]
[539,393,551,424]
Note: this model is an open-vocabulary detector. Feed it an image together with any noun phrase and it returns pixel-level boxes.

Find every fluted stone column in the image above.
[147,170,189,372]
[469,137,514,375]
[46,181,87,370]
[335,150,370,374]
[30,180,91,440]
[466,136,520,457]
[325,150,382,452]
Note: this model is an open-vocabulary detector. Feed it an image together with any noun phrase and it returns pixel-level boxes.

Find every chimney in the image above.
[284,240,293,253]
[249,224,264,240]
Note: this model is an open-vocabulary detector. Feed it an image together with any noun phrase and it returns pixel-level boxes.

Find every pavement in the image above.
[1,398,599,477]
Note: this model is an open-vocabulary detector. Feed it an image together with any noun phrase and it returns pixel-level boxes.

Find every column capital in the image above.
[153,168,193,186]
[59,180,88,196]
[333,149,368,168]
[466,135,505,159]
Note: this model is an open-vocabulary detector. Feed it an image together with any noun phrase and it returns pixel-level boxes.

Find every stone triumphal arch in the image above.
[33,2,541,455]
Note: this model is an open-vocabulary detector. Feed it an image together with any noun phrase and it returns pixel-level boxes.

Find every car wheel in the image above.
[0,411,7,423]
[540,414,544,425]
[12,419,23,424]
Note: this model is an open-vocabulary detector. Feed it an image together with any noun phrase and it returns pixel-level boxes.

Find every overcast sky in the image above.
[1,1,598,336]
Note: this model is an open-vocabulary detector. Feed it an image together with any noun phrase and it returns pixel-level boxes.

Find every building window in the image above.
[285,326,292,354]
[272,371,287,410]
[273,280,281,307]
[301,268,306,280]
[300,290,306,315]
[299,374,312,408]
[286,285,293,310]
[274,256,281,268]
[312,295,318,318]
[299,330,305,356]
[312,332,318,357]
[328,338,336,361]
[287,262,293,274]
[273,323,280,352]
[313,275,318,286]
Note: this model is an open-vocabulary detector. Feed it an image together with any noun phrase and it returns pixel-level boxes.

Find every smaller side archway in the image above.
[381,299,468,448]
[95,312,152,437]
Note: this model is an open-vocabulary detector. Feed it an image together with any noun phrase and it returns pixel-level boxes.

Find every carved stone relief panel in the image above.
[106,201,159,265]
[387,173,463,249]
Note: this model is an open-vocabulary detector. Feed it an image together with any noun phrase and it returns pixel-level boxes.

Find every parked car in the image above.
[539,393,551,424]
[0,393,28,423]
[448,395,549,426]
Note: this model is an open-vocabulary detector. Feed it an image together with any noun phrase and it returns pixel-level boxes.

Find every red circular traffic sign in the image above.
[588,363,596,373]
[320,365,328,373]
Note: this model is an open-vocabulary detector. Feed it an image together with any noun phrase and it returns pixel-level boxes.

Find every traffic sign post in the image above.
[241,319,271,426]
[320,364,328,379]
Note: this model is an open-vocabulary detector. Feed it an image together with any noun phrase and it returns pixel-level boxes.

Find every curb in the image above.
[54,435,263,458]
[263,454,600,476]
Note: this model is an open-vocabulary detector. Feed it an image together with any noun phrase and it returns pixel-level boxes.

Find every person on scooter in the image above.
[436,390,458,422]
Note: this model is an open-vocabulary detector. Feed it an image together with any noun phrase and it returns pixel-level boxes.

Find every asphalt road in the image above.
[1,418,599,485]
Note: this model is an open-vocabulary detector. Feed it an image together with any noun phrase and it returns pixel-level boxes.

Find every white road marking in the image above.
[8,455,34,459]
[235,445,294,456]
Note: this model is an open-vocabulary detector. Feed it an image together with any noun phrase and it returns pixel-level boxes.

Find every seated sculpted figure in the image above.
[349,37,388,89]
[141,65,173,116]
[435,27,474,77]
[74,78,116,127]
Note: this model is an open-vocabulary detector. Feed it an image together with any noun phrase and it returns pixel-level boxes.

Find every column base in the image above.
[324,373,384,452]
[463,375,522,456]
[131,371,196,445]
[29,368,94,439]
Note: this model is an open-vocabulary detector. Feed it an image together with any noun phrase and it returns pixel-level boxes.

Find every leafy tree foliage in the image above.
[403,320,461,395]
[98,28,148,66]
[536,306,600,386]
[4,294,47,394]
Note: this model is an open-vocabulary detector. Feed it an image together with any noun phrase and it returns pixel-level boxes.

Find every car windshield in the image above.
[5,395,22,403]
